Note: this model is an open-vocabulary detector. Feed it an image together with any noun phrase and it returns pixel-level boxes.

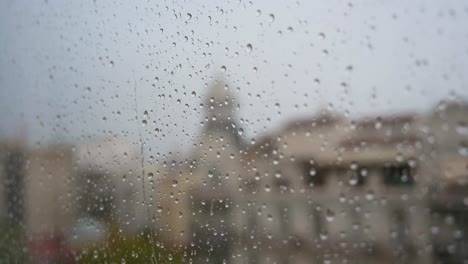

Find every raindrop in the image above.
[325,209,335,222]
[254,172,260,181]
[267,214,273,221]
[268,14,275,22]
[375,117,382,129]
[458,143,468,156]
[348,173,359,186]
[309,168,316,176]
[365,190,375,201]
[360,168,368,177]
[275,171,282,178]
[245,43,253,53]
[456,122,468,135]
[320,232,328,241]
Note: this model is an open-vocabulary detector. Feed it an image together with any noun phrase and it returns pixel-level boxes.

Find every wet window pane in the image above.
[1,0,468,263]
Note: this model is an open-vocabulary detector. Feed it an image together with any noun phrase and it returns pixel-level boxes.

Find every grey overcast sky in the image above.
[1,0,468,154]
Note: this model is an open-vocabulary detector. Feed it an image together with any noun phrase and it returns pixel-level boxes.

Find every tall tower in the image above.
[203,76,242,147]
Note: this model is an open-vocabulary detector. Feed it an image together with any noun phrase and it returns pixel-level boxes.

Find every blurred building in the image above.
[1,80,467,263]
[73,137,149,233]
[157,79,468,264]
[424,101,468,263]
[0,137,154,262]
[0,141,75,263]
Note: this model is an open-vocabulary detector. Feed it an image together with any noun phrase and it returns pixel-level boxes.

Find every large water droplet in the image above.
[245,43,253,53]
[365,190,375,201]
[269,14,275,22]
[459,143,468,156]
[309,168,317,176]
[267,214,273,221]
[325,209,335,222]
[348,173,359,186]
[456,122,468,135]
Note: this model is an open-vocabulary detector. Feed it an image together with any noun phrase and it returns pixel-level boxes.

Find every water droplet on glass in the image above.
[456,122,468,135]
[348,173,359,186]
[269,14,275,22]
[309,168,316,176]
[463,197,468,206]
[245,43,253,53]
[275,171,282,178]
[325,209,335,222]
[320,232,328,241]
[458,143,468,156]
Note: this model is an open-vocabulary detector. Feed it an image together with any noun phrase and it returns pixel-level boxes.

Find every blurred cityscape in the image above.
[1,78,468,264]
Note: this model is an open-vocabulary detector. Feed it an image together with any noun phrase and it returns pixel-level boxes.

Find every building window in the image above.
[383,165,414,186]
[304,163,327,187]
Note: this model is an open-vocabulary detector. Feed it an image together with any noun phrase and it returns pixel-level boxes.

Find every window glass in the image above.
[1,0,468,263]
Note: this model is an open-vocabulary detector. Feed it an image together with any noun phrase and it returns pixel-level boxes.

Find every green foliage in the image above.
[76,226,182,264]
[0,223,28,264]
